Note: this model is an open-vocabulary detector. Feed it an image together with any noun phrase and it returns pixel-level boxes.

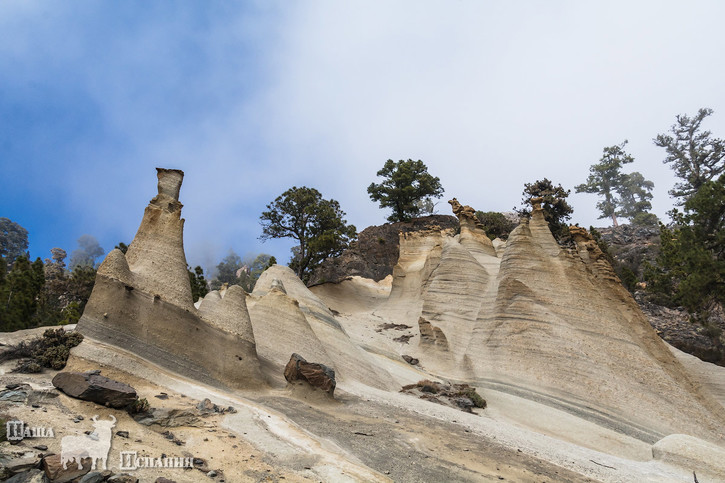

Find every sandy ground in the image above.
[4,312,725,483]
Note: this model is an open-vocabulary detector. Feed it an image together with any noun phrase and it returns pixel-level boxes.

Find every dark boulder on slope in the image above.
[284,353,336,396]
[52,371,137,408]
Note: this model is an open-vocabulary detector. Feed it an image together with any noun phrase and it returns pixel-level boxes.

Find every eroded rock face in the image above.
[652,434,725,481]
[77,168,263,390]
[448,198,484,230]
[361,199,725,444]
[250,265,396,391]
[124,168,192,309]
[284,353,336,396]
[448,198,496,258]
[569,225,620,283]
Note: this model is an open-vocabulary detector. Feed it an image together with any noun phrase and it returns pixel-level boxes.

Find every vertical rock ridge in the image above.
[78,168,264,390]
[124,168,193,309]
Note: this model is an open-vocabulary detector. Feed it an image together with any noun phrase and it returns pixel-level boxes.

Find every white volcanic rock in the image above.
[652,434,725,481]
[248,278,334,379]
[124,168,194,310]
[197,285,255,344]
[251,265,397,391]
[63,173,725,481]
[313,200,725,447]
[77,168,263,389]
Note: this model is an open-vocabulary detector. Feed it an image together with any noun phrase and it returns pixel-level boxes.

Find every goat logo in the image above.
[60,415,116,471]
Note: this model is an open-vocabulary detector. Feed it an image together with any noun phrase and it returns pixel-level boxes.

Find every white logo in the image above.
[5,420,55,441]
[60,415,116,471]
[119,452,194,471]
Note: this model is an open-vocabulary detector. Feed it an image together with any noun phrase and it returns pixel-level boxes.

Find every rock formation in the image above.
[77,168,263,389]
[248,266,396,390]
[60,169,725,481]
[77,168,394,393]
[316,198,725,446]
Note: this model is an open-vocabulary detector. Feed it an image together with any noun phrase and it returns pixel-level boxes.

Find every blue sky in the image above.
[2,1,725,273]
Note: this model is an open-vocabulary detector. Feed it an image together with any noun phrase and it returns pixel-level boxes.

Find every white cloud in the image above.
[3,1,725,270]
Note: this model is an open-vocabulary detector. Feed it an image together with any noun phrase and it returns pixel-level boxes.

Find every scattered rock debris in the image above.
[401,380,487,413]
[376,323,413,332]
[395,334,414,344]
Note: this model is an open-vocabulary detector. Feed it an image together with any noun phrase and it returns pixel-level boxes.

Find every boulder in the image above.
[0,389,28,403]
[42,454,92,483]
[4,469,47,483]
[284,353,336,396]
[4,455,40,474]
[52,371,137,408]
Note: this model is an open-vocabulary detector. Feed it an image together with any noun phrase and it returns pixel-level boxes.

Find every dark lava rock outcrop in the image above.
[308,215,458,285]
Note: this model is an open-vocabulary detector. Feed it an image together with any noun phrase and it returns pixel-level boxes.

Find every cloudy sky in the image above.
[2,1,724,272]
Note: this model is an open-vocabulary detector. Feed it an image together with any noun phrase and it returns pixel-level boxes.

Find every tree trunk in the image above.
[611,214,619,227]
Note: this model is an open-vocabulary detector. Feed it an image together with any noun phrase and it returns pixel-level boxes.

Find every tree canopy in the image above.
[517,178,574,240]
[654,108,725,202]
[0,255,45,331]
[618,171,656,225]
[646,175,725,324]
[367,159,444,222]
[188,265,209,302]
[260,186,356,282]
[237,254,276,292]
[0,217,29,267]
[474,211,516,240]
[69,234,105,270]
[576,141,655,226]
[209,252,276,292]
[214,252,243,287]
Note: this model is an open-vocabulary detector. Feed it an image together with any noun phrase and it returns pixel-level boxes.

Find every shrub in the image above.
[631,212,659,227]
[619,266,638,293]
[37,345,71,370]
[0,328,83,373]
[475,211,516,240]
[127,397,150,415]
[456,386,487,409]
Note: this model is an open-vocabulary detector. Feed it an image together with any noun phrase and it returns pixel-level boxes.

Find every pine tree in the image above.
[517,178,574,240]
[260,187,356,282]
[576,141,655,226]
[368,160,444,222]
[188,265,209,302]
[0,256,45,331]
[617,172,656,226]
[654,108,725,202]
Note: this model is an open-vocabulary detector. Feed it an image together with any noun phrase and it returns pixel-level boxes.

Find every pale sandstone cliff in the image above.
[317,199,725,445]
